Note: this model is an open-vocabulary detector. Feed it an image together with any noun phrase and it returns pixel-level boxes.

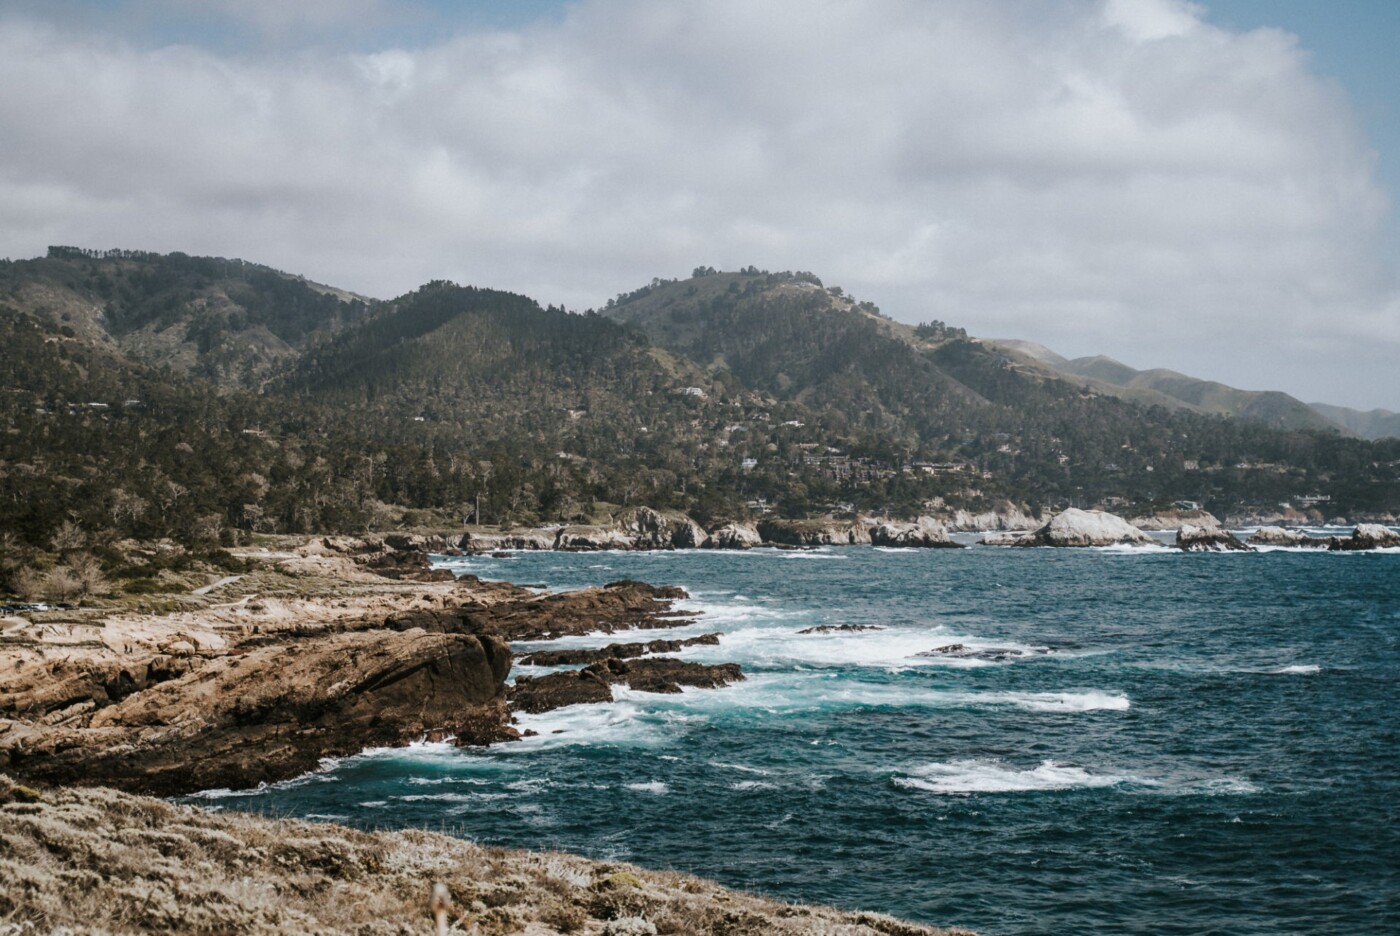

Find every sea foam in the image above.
[894,759,1131,795]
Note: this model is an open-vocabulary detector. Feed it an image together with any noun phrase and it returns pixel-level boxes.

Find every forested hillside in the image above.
[2,251,1398,573]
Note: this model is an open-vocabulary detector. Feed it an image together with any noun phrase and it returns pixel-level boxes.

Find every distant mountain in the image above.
[1307,403,1400,441]
[985,340,1344,433]
[3,252,1398,554]
[0,247,372,388]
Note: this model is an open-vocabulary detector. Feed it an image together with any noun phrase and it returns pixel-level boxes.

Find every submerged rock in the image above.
[797,624,885,635]
[1175,524,1254,552]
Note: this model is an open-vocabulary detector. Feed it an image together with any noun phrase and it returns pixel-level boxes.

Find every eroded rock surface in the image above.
[509,657,744,714]
[1175,524,1254,552]
[1247,526,1327,548]
[0,628,512,796]
[1329,523,1400,551]
[870,518,962,548]
[518,633,720,666]
[1014,508,1155,547]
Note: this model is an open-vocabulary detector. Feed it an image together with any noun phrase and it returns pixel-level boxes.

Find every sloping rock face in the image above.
[1176,524,1253,552]
[1247,526,1327,548]
[757,518,872,546]
[390,580,694,642]
[980,531,1036,546]
[1018,508,1155,547]
[1329,524,1400,551]
[870,518,962,548]
[510,657,744,714]
[0,629,513,796]
[705,522,762,549]
[612,507,709,549]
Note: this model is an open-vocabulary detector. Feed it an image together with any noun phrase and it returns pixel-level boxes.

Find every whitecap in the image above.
[894,759,1132,795]
[625,781,669,794]
[1269,664,1321,675]
[731,780,777,791]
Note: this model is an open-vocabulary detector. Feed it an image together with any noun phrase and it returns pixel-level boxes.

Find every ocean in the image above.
[194,538,1400,934]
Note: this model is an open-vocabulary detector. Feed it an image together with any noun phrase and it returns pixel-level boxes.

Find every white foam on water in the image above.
[303,813,350,821]
[681,623,1049,672]
[731,780,777,791]
[966,689,1131,712]
[895,759,1132,795]
[625,781,669,794]
[1270,664,1321,675]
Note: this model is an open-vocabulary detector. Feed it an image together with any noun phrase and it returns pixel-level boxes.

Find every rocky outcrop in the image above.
[555,525,639,551]
[1001,508,1155,547]
[797,624,885,634]
[1175,524,1253,552]
[1247,526,1327,548]
[1329,523,1400,551]
[979,530,1036,546]
[757,518,872,546]
[704,521,763,550]
[390,580,695,642]
[459,528,557,553]
[0,628,513,796]
[0,778,971,936]
[612,507,709,549]
[509,657,744,714]
[869,517,962,548]
[518,633,720,666]
[1130,509,1222,531]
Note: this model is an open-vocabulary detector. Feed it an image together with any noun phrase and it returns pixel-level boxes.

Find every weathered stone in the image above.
[1175,524,1254,552]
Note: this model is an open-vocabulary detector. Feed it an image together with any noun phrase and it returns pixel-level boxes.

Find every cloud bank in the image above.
[0,0,1395,408]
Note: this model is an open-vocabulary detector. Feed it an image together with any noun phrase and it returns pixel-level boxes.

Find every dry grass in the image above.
[0,776,972,936]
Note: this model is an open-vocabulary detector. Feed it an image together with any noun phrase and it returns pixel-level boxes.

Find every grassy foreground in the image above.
[0,775,971,936]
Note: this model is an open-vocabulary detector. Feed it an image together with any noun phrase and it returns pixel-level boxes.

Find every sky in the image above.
[0,0,1397,410]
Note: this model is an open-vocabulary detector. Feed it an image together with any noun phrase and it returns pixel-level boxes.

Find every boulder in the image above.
[705,522,763,550]
[869,517,962,548]
[1016,508,1155,547]
[1175,524,1253,552]
[1247,526,1327,548]
[1329,524,1400,551]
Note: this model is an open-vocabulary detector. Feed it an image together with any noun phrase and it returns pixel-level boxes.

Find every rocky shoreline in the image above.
[0,774,971,935]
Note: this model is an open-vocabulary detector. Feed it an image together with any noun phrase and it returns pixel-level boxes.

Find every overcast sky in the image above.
[1,0,1396,410]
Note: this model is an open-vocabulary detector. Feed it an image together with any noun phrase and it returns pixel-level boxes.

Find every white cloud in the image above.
[0,0,1395,408]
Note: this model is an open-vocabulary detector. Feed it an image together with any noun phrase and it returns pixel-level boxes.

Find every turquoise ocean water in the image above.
[195,539,1400,934]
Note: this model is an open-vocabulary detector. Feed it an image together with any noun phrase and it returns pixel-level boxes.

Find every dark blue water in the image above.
[197,544,1400,934]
